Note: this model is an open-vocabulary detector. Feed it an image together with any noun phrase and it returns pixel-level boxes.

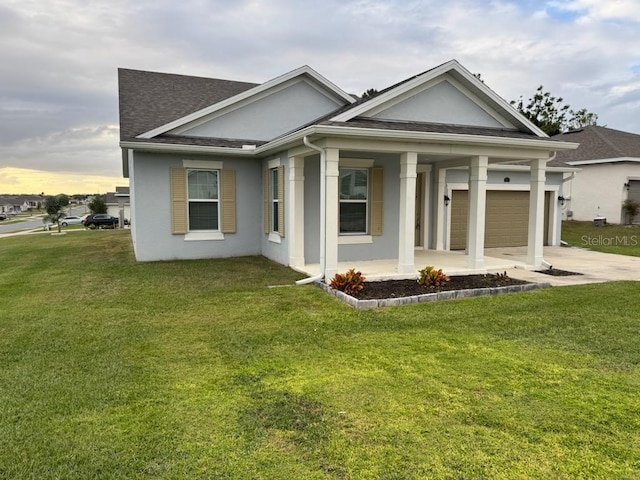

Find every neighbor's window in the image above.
[271,168,279,232]
[187,169,219,230]
[339,168,368,234]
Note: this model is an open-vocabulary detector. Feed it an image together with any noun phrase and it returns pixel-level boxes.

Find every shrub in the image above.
[622,199,640,225]
[494,271,510,285]
[418,266,449,289]
[330,269,366,296]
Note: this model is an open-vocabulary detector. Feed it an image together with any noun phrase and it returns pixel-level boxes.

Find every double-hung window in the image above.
[187,169,219,231]
[339,168,369,234]
[271,168,279,233]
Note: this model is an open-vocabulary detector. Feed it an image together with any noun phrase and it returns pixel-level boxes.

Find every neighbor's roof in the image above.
[550,126,640,166]
[118,68,258,141]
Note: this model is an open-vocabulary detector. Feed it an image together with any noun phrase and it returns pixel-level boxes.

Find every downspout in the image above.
[558,170,576,247]
[296,136,326,285]
[541,153,573,266]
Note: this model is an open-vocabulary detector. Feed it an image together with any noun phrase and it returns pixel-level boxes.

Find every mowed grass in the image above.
[562,220,640,256]
[1,230,640,479]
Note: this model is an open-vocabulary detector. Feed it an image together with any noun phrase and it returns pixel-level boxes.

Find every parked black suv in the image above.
[82,214,119,228]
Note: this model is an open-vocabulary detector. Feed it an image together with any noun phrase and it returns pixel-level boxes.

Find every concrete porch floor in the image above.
[298,246,640,286]
[299,248,531,281]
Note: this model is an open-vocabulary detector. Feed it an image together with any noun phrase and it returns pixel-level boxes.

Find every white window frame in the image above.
[271,167,279,233]
[339,167,370,236]
[186,168,221,233]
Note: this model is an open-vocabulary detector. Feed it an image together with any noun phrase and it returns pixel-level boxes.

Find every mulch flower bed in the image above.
[535,268,583,277]
[357,275,529,300]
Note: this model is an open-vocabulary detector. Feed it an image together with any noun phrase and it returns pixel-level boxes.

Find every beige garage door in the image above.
[450,190,550,249]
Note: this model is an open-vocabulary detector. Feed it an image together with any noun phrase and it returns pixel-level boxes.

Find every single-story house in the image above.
[0,195,43,214]
[105,186,131,227]
[551,126,640,224]
[118,60,578,280]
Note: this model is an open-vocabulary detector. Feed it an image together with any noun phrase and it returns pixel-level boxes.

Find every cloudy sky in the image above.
[1,0,639,194]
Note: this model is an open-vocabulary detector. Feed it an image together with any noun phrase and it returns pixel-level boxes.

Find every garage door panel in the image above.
[450,190,550,249]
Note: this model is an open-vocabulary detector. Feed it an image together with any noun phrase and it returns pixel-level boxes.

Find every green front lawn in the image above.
[562,220,640,256]
[1,231,640,479]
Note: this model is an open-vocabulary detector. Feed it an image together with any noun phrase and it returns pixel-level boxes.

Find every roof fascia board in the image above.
[330,60,549,138]
[123,124,579,158]
[305,125,579,151]
[566,157,640,165]
[120,141,256,156]
[137,66,355,139]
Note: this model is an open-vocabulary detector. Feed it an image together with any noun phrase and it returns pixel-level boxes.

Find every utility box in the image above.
[593,216,606,227]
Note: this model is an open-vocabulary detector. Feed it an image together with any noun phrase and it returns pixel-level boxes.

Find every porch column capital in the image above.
[400,151,418,179]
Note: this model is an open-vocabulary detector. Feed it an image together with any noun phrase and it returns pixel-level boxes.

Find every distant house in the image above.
[118,60,578,279]
[0,195,43,214]
[552,126,640,224]
[105,186,130,226]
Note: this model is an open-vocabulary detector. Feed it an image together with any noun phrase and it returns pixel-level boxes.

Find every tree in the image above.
[88,195,107,214]
[511,85,598,136]
[57,194,70,208]
[43,195,66,233]
[361,88,379,101]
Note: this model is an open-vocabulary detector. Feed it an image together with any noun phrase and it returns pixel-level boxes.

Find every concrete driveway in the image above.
[488,246,640,286]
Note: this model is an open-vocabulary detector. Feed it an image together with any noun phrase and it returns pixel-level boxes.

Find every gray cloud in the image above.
[1,0,639,184]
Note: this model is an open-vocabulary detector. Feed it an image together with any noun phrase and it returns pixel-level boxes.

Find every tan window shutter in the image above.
[370,167,383,236]
[170,167,187,234]
[220,169,236,233]
[263,169,269,234]
[277,165,285,237]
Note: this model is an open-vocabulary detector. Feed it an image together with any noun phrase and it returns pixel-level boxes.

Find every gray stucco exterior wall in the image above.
[303,152,401,264]
[261,153,290,265]
[130,151,262,261]
[372,80,508,129]
[179,81,342,141]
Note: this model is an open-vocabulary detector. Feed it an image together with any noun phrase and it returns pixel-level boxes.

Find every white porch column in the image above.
[398,152,418,274]
[467,155,488,270]
[417,164,432,249]
[324,148,340,281]
[527,158,547,267]
[288,155,305,267]
[435,167,447,250]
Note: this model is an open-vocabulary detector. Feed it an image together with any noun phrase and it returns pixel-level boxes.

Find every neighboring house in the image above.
[118,60,578,279]
[551,126,640,224]
[0,195,43,213]
[105,186,131,226]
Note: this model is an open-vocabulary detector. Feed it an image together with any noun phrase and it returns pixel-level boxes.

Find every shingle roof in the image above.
[550,126,640,166]
[320,118,541,140]
[118,68,258,140]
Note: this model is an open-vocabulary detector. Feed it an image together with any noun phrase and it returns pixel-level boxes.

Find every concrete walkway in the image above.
[491,246,640,286]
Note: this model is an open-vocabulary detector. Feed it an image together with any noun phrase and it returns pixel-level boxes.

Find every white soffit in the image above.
[137,65,355,139]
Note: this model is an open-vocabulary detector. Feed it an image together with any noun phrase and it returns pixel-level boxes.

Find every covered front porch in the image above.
[296,248,531,281]
[287,134,563,282]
